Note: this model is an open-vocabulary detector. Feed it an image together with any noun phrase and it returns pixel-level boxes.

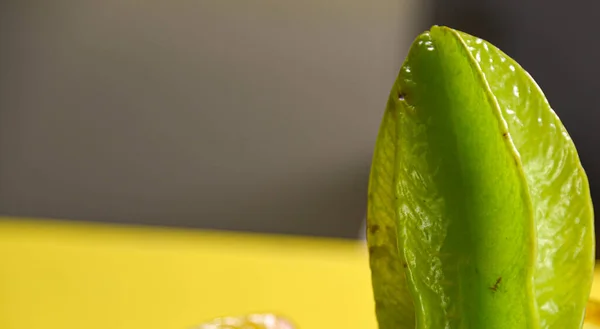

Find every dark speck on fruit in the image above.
[490,277,502,292]
[398,91,406,101]
[369,224,380,234]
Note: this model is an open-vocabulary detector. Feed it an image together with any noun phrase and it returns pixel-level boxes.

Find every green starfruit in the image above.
[367,26,595,329]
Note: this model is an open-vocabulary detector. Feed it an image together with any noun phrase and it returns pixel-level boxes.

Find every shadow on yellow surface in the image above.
[1,218,598,329]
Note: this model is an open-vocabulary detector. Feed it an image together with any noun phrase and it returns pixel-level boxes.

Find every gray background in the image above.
[0,0,423,238]
[1,1,598,241]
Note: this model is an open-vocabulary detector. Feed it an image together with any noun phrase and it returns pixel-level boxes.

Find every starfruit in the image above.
[367,26,595,329]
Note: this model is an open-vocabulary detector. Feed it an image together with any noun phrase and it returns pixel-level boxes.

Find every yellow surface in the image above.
[0,219,376,329]
[0,218,599,329]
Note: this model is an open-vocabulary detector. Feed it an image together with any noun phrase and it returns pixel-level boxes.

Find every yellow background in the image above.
[0,219,597,329]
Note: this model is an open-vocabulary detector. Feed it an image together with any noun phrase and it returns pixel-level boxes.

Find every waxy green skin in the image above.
[367,26,595,329]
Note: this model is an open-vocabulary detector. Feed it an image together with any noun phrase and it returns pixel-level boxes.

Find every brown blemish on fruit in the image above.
[369,224,380,234]
[369,245,387,256]
[489,277,502,292]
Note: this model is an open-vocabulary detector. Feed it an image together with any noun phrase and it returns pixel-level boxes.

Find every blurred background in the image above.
[0,0,598,241]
